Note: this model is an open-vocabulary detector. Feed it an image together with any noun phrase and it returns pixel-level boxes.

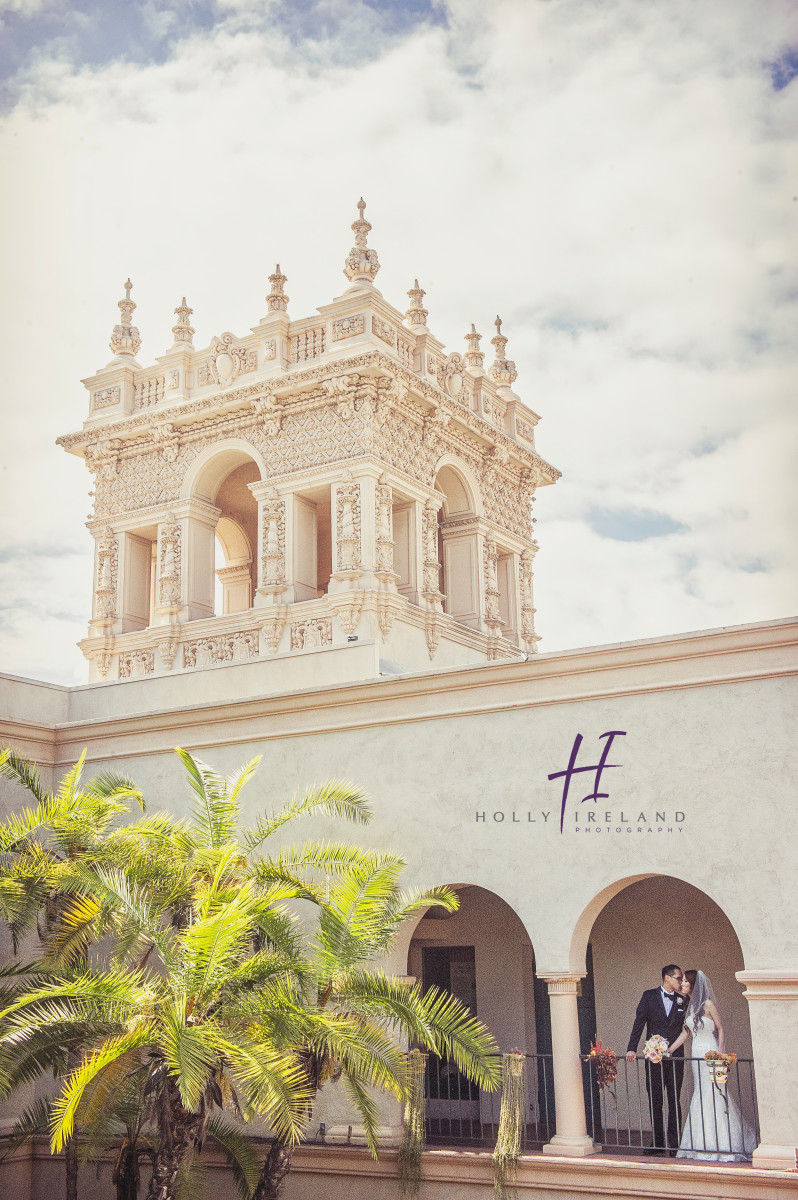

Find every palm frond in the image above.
[0,746,47,804]
[0,1096,53,1161]
[244,781,372,850]
[206,1112,263,1200]
[50,1026,152,1152]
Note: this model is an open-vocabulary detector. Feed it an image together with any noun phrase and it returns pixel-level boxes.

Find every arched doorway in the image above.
[576,875,756,1154]
[433,462,480,627]
[407,884,553,1144]
[181,442,264,621]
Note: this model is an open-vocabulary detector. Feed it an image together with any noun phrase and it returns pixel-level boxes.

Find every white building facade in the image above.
[1,205,796,1200]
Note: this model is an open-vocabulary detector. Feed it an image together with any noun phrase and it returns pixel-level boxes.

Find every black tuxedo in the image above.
[627,987,687,1150]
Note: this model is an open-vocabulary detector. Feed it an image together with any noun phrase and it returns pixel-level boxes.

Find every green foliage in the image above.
[0,746,500,1200]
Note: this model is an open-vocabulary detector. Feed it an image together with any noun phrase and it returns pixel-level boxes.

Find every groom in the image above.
[626,964,687,1154]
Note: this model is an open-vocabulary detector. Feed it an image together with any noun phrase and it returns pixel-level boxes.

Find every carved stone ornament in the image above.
[333,593,364,636]
[135,375,165,409]
[332,314,365,341]
[110,279,141,358]
[92,386,120,411]
[158,638,179,669]
[489,316,518,387]
[167,370,180,390]
[171,297,195,346]
[85,439,122,482]
[262,340,277,361]
[95,527,119,620]
[423,406,450,449]
[344,198,380,284]
[183,630,259,669]
[95,649,113,679]
[375,476,394,575]
[405,279,428,327]
[421,498,443,599]
[424,612,443,660]
[290,618,332,650]
[266,265,289,313]
[377,596,396,640]
[372,315,396,347]
[517,418,536,445]
[251,391,282,437]
[260,612,286,654]
[439,353,465,399]
[151,423,179,462]
[336,475,362,572]
[290,327,325,363]
[158,514,182,607]
[485,443,510,468]
[118,649,154,678]
[198,334,257,389]
[483,532,501,627]
[520,545,540,649]
[464,324,484,370]
[260,490,286,587]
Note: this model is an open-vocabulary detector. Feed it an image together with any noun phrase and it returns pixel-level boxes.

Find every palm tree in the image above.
[0,746,144,1200]
[246,853,500,1200]
[0,749,500,1200]
[0,871,313,1200]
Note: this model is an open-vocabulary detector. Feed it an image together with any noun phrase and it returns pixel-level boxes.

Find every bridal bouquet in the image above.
[643,1035,669,1063]
[588,1039,618,1092]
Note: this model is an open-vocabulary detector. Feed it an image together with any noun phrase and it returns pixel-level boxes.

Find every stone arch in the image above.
[181,440,265,617]
[433,454,482,518]
[181,438,266,503]
[433,458,483,627]
[401,882,550,1138]
[569,873,753,1072]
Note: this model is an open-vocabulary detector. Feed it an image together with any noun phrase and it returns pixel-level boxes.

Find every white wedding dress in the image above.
[676,1013,756,1161]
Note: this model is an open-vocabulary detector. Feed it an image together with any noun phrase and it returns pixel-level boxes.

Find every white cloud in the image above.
[0,0,796,682]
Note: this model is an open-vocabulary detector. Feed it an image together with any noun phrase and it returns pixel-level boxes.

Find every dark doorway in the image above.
[422,945,480,1138]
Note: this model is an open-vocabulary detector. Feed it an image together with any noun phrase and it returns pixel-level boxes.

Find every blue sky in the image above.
[0,0,796,683]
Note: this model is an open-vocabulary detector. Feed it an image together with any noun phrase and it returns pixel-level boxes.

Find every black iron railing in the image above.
[424,1052,555,1150]
[421,1051,759,1160]
[582,1054,759,1157]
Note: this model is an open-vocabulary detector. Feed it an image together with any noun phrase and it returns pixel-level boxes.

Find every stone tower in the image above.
[59,202,560,683]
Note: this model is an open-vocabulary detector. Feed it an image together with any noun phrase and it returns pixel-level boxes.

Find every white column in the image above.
[168,498,221,622]
[540,975,600,1157]
[737,970,798,1170]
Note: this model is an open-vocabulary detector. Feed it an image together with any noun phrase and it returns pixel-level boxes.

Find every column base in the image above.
[751,1143,797,1170]
[542,1134,601,1157]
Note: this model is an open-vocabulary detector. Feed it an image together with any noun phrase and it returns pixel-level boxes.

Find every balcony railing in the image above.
[584,1054,759,1158]
[418,1052,759,1160]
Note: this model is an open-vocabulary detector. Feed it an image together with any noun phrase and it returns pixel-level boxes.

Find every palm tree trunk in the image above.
[145,1078,203,1200]
[113,1141,140,1200]
[65,1137,79,1200]
[253,1139,294,1200]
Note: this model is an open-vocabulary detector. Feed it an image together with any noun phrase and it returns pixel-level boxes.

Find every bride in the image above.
[667,969,756,1161]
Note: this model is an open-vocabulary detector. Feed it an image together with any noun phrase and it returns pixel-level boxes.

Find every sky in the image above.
[0,0,796,686]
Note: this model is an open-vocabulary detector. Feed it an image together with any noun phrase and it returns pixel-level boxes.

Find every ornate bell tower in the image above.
[59,202,560,682]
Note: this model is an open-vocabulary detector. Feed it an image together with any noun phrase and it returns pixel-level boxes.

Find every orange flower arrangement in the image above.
[588,1039,618,1091]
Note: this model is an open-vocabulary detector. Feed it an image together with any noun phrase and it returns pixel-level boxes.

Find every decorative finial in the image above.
[405,278,428,327]
[344,198,380,284]
[171,297,195,347]
[464,323,484,369]
[109,278,141,358]
[267,264,289,312]
[489,314,517,387]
